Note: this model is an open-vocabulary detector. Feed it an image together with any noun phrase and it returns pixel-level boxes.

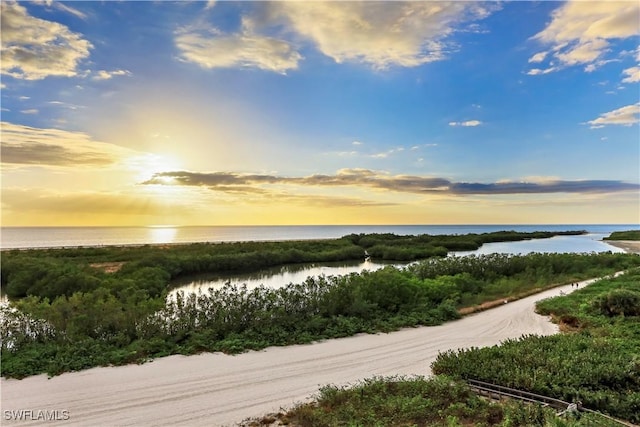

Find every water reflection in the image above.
[170,233,626,298]
[148,226,178,245]
[169,259,403,297]
[451,233,625,257]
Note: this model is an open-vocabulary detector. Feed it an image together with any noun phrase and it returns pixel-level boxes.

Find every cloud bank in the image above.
[142,169,639,196]
[0,122,134,167]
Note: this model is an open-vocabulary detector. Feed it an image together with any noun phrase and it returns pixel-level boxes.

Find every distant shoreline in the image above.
[604,240,640,254]
[2,224,635,250]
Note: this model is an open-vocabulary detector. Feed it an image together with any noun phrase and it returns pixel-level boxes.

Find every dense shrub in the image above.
[2,229,639,380]
[593,289,640,317]
[432,271,640,422]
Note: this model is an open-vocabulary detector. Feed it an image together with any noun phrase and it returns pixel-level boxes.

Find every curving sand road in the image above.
[1,280,594,427]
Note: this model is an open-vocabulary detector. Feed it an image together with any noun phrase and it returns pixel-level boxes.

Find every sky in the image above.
[1,0,639,226]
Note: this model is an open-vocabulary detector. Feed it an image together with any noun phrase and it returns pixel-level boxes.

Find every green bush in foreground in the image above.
[432,270,640,422]
[255,270,639,427]
[2,253,639,379]
[247,376,620,427]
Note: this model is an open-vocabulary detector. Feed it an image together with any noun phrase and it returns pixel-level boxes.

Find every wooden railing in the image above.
[465,379,637,427]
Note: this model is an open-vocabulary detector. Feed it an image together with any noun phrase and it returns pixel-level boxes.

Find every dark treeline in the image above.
[2,251,639,379]
[1,230,585,301]
[603,229,640,241]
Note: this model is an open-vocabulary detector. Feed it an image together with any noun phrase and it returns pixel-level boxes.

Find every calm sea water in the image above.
[1,224,637,249]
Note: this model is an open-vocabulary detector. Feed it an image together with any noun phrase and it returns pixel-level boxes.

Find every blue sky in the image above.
[1,1,639,226]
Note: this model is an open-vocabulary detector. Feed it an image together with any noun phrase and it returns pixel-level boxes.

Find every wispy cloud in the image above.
[20,109,39,115]
[0,121,135,167]
[370,147,405,159]
[528,52,547,63]
[142,169,639,196]
[32,0,87,20]
[92,69,132,81]
[449,120,482,127]
[622,66,640,83]
[527,1,640,75]
[526,67,557,76]
[0,2,92,80]
[587,103,640,128]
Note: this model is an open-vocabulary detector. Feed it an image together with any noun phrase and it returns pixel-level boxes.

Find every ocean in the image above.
[1,224,636,249]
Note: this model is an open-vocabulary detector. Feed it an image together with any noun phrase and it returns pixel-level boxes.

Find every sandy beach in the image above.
[605,240,640,254]
[1,277,605,427]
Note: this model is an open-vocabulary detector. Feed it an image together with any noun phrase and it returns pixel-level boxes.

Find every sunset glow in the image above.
[1,1,638,226]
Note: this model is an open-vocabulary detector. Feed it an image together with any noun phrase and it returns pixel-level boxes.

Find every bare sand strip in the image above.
[1,279,599,427]
[604,240,640,254]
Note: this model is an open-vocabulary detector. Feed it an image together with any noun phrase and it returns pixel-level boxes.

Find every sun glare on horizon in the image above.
[129,153,183,183]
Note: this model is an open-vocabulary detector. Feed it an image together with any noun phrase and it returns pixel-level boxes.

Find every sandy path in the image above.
[1,280,594,427]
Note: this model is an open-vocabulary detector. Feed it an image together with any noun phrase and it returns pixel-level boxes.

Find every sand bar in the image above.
[604,240,640,254]
[1,278,601,427]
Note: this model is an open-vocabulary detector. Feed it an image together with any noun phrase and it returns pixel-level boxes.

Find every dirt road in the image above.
[1,280,591,427]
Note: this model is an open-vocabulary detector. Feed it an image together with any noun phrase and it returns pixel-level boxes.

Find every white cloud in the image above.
[526,67,558,75]
[205,1,216,11]
[20,109,38,115]
[449,120,482,127]
[622,66,640,83]
[93,69,132,81]
[0,2,92,80]
[584,59,618,73]
[55,2,87,20]
[175,20,302,74]
[528,52,547,63]
[528,1,639,74]
[587,103,640,128]
[271,2,499,70]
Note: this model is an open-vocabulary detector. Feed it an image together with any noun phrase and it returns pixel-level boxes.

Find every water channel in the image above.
[169,233,625,298]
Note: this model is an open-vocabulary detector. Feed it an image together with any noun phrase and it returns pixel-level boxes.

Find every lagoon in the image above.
[170,231,627,297]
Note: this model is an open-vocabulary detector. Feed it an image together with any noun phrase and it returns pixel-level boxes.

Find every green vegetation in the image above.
[2,248,639,379]
[432,269,640,422]
[250,268,639,427]
[1,230,584,300]
[604,230,640,241]
[256,376,621,427]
